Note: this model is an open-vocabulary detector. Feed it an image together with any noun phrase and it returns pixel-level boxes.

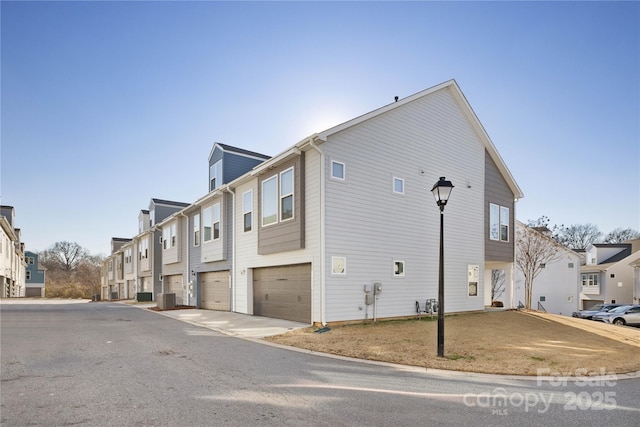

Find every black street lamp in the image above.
[431,176,454,358]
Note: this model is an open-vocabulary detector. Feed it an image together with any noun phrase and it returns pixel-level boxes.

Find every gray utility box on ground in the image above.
[157,293,176,310]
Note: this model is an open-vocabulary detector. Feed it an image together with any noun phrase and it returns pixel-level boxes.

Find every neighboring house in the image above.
[1,206,26,298]
[579,241,640,309]
[122,240,136,299]
[24,251,46,297]
[101,238,131,300]
[513,222,581,316]
[133,199,189,301]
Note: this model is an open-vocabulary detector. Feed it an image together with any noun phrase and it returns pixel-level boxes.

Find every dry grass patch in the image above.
[265,311,640,376]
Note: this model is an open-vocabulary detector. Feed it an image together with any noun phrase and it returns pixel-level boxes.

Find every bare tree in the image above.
[39,242,102,298]
[555,223,602,250]
[40,241,89,272]
[491,269,505,303]
[604,227,640,244]
[516,223,563,310]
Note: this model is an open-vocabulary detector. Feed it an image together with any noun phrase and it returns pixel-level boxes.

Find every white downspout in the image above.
[225,186,236,312]
[308,137,326,326]
[178,212,190,305]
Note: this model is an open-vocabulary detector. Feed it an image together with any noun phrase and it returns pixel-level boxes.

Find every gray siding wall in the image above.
[224,152,267,184]
[25,252,45,284]
[322,86,487,321]
[257,154,305,255]
[485,151,515,262]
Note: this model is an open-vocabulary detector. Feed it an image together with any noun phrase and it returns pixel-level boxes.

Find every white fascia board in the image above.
[248,147,302,177]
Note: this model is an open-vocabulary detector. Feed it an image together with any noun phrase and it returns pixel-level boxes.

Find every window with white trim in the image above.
[261,167,295,226]
[212,203,221,240]
[393,177,404,194]
[581,273,599,287]
[202,203,221,242]
[170,223,177,247]
[193,214,200,246]
[243,190,253,232]
[331,160,345,180]
[203,206,212,242]
[489,203,510,242]
[332,256,346,275]
[26,271,31,280]
[210,160,222,191]
[280,168,294,221]
[393,260,405,277]
[163,227,170,250]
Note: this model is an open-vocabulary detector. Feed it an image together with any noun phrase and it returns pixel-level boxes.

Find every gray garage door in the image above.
[166,275,184,306]
[201,271,230,311]
[583,300,603,310]
[25,287,42,297]
[253,263,311,323]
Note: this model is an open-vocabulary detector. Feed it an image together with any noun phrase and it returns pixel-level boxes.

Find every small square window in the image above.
[540,263,546,269]
[568,263,574,268]
[393,260,404,277]
[393,177,404,194]
[332,256,346,275]
[331,161,345,180]
[610,273,615,278]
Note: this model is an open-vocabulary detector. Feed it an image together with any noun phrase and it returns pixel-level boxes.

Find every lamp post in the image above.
[431,176,454,358]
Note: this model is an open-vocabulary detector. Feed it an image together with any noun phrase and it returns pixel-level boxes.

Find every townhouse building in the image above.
[579,240,640,309]
[24,250,46,297]
[105,80,524,325]
[1,206,26,298]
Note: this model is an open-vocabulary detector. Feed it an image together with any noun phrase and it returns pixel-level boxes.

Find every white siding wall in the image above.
[322,87,486,322]
[233,149,322,320]
[515,251,580,316]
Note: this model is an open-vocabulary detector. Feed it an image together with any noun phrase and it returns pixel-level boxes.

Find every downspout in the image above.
[308,137,326,326]
[225,186,236,312]
[178,212,189,305]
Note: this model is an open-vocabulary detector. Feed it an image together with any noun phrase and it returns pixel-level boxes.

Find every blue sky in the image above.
[1,1,638,256]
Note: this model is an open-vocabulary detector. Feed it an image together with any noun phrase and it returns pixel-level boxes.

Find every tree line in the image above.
[39,242,103,298]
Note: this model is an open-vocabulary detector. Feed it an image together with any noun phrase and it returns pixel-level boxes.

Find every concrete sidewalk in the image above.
[126,302,309,339]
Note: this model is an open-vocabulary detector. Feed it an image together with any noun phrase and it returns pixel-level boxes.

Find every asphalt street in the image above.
[1,301,638,426]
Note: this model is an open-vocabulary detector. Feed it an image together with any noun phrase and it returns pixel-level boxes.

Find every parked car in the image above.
[604,305,640,327]
[572,304,623,320]
[592,305,632,322]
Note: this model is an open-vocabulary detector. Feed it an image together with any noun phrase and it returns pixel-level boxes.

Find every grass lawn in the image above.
[265,310,640,376]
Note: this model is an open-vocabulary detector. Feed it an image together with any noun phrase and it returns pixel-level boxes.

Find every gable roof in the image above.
[150,198,190,208]
[208,142,271,162]
[316,79,523,200]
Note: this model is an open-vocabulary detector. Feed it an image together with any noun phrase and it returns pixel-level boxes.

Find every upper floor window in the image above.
[170,223,177,247]
[163,227,170,250]
[202,203,221,242]
[210,160,222,191]
[331,160,345,180]
[213,204,221,240]
[489,203,510,242]
[139,237,149,260]
[280,168,294,221]
[262,167,295,226]
[393,177,404,194]
[26,271,31,280]
[243,190,253,232]
[193,214,200,246]
[581,273,599,287]
[27,256,35,265]
[125,248,132,264]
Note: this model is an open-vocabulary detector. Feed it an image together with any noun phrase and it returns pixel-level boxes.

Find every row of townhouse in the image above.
[102,80,527,324]
[1,206,27,298]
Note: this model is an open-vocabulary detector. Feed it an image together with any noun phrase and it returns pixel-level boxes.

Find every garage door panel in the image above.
[201,271,230,311]
[253,263,310,323]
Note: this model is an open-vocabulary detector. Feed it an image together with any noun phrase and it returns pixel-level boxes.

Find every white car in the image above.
[603,305,640,327]
[591,305,632,322]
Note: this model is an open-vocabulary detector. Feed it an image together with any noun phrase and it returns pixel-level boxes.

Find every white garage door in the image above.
[201,271,230,311]
[253,263,311,323]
